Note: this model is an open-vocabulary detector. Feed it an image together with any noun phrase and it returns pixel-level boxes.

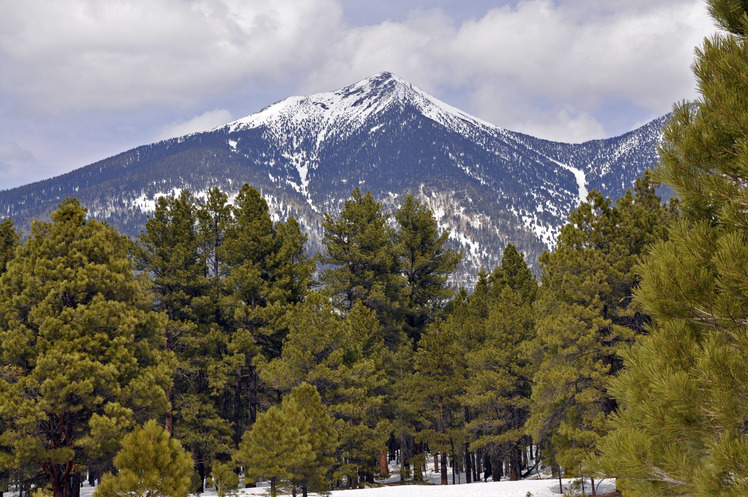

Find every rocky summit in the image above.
[0,72,667,285]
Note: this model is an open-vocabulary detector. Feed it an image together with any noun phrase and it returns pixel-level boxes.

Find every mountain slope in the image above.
[0,72,666,285]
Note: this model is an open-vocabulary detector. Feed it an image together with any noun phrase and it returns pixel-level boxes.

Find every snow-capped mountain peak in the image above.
[224,72,498,138]
[0,73,669,286]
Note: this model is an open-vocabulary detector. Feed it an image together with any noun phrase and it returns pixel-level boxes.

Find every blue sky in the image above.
[0,0,714,191]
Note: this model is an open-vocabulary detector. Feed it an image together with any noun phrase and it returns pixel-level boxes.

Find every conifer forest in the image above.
[2,1,748,497]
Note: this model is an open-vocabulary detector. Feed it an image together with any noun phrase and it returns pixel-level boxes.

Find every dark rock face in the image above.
[0,72,667,285]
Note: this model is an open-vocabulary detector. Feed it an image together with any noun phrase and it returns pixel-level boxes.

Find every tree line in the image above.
[0,172,675,497]
[3,1,748,495]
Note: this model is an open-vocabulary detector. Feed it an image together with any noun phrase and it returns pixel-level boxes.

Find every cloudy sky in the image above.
[0,0,715,191]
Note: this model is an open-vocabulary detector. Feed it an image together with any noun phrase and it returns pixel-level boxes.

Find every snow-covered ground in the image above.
[215,468,615,497]
[65,465,616,497]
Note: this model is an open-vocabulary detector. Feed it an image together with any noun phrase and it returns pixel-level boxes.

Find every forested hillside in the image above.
[2,1,748,497]
[0,173,674,497]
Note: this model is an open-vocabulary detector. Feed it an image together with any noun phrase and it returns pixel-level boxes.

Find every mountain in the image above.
[0,72,667,286]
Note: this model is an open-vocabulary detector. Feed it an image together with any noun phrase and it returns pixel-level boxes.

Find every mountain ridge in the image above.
[0,72,667,285]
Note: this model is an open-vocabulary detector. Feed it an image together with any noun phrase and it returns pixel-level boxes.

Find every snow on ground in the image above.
[69,468,614,497]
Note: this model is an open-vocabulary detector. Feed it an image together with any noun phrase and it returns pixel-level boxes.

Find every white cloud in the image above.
[0,141,33,163]
[299,0,714,140]
[0,0,343,113]
[158,109,234,140]
[0,0,721,191]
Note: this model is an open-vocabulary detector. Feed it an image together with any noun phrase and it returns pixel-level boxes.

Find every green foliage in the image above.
[0,199,172,497]
[0,218,19,275]
[134,188,233,479]
[321,188,405,346]
[463,246,537,481]
[208,461,239,497]
[133,184,314,480]
[95,419,193,497]
[261,294,390,484]
[235,384,337,497]
[395,195,461,343]
[596,3,748,495]
[528,180,674,479]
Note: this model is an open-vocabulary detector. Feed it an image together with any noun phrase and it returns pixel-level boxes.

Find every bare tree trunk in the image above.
[464,443,472,483]
[234,366,243,447]
[510,444,522,480]
[379,450,389,477]
[440,452,448,485]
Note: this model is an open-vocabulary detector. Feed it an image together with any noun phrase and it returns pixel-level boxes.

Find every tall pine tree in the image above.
[321,188,405,347]
[394,195,461,344]
[528,181,674,486]
[596,2,748,495]
[0,200,172,497]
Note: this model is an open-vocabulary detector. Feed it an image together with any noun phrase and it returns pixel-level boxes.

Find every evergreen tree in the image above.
[260,294,390,487]
[197,187,231,306]
[596,2,748,495]
[411,319,464,485]
[235,384,335,497]
[284,384,338,497]
[321,188,405,347]
[528,182,673,485]
[0,199,172,497]
[0,218,19,275]
[95,420,193,497]
[134,190,233,483]
[222,184,313,438]
[207,462,239,497]
[463,244,537,482]
[395,195,461,343]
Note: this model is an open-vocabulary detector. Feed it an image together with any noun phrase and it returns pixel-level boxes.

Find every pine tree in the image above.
[321,188,405,347]
[134,190,233,484]
[528,182,674,486]
[596,2,748,495]
[284,384,338,497]
[207,462,239,497]
[411,319,464,485]
[222,184,313,439]
[463,244,537,482]
[260,294,390,487]
[95,419,193,497]
[0,199,172,497]
[235,384,336,497]
[0,218,19,275]
[395,195,461,343]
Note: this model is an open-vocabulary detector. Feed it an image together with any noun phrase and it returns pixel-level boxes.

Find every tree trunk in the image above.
[400,434,410,482]
[196,450,205,493]
[491,451,502,482]
[464,443,472,483]
[234,366,243,447]
[270,477,277,497]
[510,445,522,481]
[450,438,456,485]
[591,476,597,496]
[440,452,448,485]
[249,366,258,424]
[379,450,389,477]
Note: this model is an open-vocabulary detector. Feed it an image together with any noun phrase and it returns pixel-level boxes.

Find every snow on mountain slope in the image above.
[226,72,498,139]
[0,72,668,284]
